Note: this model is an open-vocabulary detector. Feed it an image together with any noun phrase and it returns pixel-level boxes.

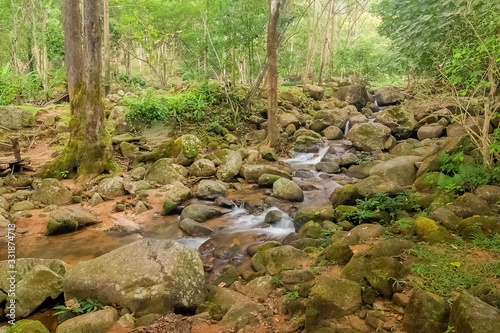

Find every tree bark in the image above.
[266,0,281,148]
[39,0,118,179]
[103,0,111,95]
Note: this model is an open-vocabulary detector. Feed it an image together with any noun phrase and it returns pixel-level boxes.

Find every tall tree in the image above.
[40,0,118,179]
[265,0,282,148]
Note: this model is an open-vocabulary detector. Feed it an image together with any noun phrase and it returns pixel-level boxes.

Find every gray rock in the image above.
[323,126,344,140]
[180,204,231,222]
[111,217,142,233]
[370,156,422,186]
[56,307,118,333]
[147,159,188,185]
[316,161,341,173]
[346,123,393,152]
[374,86,405,106]
[189,159,216,177]
[124,179,153,195]
[216,150,243,182]
[417,123,445,140]
[161,182,191,215]
[251,245,310,274]
[273,178,304,202]
[179,218,214,237]
[375,105,416,139]
[449,293,500,333]
[46,207,99,235]
[4,174,32,188]
[0,196,9,211]
[10,200,36,212]
[32,178,72,206]
[197,180,228,200]
[129,166,148,180]
[97,177,127,199]
[403,290,450,333]
[303,84,324,100]
[278,112,300,128]
[63,239,206,316]
[475,185,500,204]
[0,106,35,129]
[264,210,288,225]
[90,193,104,206]
[453,193,491,218]
[335,85,369,110]
[241,164,292,183]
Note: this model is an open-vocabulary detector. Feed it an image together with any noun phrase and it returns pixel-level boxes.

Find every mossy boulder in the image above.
[306,277,362,330]
[429,206,461,231]
[294,205,336,231]
[96,176,127,199]
[365,238,414,258]
[147,158,188,185]
[63,239,206,317]
[364,256,402,297]
[329,184,361,207]
[449,293,500,333]
[458,216,500,240]
[375,105,416,139]
[413,172,451,194]
[148,134,202,165]
[0,259,68,319]
[335,85,369,110]
[403,290,450,333]
[355,175,402,197]
[304,84,325,100]
[4,174,32,188]
[334,205,357,222]
[257,173,283,187]
[294,134,323,153]
[250,245,310,274]
[46,207,99,236]
[10,201,36,212]
[323,241,353,265]
[32,178,72,206]
[161,182,191,215]
[180,204,230,222]
[298,221,325,239]
[0,107,35,130]
[188,158,216,177]
[414,216,453,244]
[273,178,304,202]
[55,308,118,333]
[370,156,422,186]
[6,320,50,333]
[216,150,243,182]
[374,86,404,106]
[453,193,491,218]
[196,180,228,200]
[241,164,292,183]
[346,123,393,152]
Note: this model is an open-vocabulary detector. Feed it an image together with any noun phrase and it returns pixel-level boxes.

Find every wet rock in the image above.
[257,173,283,187]
[335,85,369,110]
[196,180,228,200]
[63,239,206,317]
[214,196,235,208]
[375,105,416,139]
[264,209,288,225]
[323,125,344,140]
[32,178,72,206]
[147,159,188,185]
[251,245,310,274]
[241,164,292,183]
[403,290,450,333]
[273,178,304,202]
[0,106,35,129]
[46,207,99,236]
[180,204,230,222]
[162,182,191,215]
[5,319,50,333]
[449,293,500,333]
[179,218,214,237]
[56,307,118,333]
[316,161,340,173]
[370,156,422,186]
[148,134,201,166]
[4,174,32,188]
[216,150,242,182]
[0,258,68,319]
[374,86,405,106]
[188,159,216,177]
[417,123,445,140]
[112,217,142,233]
[306,277,362,330]
[304,84,324,100]
[97,176,127,199]
[346,123,392,152]
[414,216,453,244]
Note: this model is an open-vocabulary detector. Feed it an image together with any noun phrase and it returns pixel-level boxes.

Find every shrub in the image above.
[124,89,171,124]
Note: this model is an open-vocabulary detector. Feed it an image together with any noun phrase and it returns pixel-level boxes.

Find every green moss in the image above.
[357,124,377,136]
[162,199,178,215]
[46,218,78,236]
[298,221,325,239]
[6,319,50,333]
[334,205,358,222]
[414,216,453,244]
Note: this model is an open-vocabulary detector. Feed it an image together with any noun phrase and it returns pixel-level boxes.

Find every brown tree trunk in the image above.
[39,0,118,179]
[103,0,111,95]
[266,0,281,148]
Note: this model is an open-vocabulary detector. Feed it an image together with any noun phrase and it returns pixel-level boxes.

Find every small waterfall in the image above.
[344,120,350,135]
[284,145,330,166]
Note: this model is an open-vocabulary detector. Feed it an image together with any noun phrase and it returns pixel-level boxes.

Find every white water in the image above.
[344,120,350,135]
[284,145,330,166]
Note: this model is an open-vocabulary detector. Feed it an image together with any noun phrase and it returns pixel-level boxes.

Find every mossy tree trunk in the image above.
[40,0,118,179]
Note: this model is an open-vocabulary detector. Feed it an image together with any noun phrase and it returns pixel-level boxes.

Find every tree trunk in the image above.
[39,0,118,179]
[266,0,281,148]
[103,0,111,95]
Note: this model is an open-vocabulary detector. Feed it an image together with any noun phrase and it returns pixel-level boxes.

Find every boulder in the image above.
[374,86,405,106]
[364,257,402,297]
[316,161,340,173]
[10,200,36,212]
[335,85,369,110]
[280,91,301,106]
[403,290,450,333]
[251,245,310,274]
[46,207,99,235]
[162,182,191,215]
[370,156,422,186]
[264,210,289,225]
[257,173,283,187]
[97,177,127,199]
[119,141,139,158]
[329,184,361,207]
[414,216,453,244]
[303,84,324,100]
[180,204,230,222]
[0,259,68,319]
[123,179,153,195]
[449,293,500,333]
[63,239,206,316]
[148,134,202,165]
[272,178,304,202]
[294,134,323,153]
[323,126,344,140]
[458,216,500,240]
[311,108,350,132]
[56,308,118,333]
[189,159,216,177]
[4,174,32,188]
[429,206,461,231]
[5,320,50,333]
[324,241,354,265]
[32,178,72,206]
[453,193,491,218]
[375,105,416,139]
[197,180,228,200]
[241,164,292,183]
[179,218,214,237]
[294,205,336,231]
[346,123,393,152]
[355,175,402,197]
[216,150,243,182]
[475,185,500,204]
[278,112,300,128]
[147,159,188,185]
[306,277,362,330]
[417,123,445,140]
[0,107,35,129]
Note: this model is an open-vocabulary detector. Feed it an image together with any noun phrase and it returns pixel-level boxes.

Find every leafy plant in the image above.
[286,291,300,300]
[271,275,284,287]
[124,89,171,124]
[53,297,104,317]
[438,152,494,193]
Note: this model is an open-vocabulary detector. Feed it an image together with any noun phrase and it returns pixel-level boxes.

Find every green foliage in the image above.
[118,73,147,87]
[286,291,300,300]
[53,298,104,317]
[124,89,171,124]
[472,233,500,253]
[0,65,20,105]
[347,191,421,225]
[272,275,284,287]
